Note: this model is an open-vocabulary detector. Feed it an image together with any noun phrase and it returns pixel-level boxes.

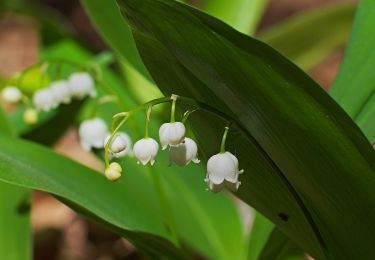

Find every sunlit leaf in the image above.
[330,0,375,143]
[259,3,355,70]
[202,0,269,34]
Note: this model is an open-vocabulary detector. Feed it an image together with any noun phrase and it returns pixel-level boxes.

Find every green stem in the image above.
[220,126,229,153]
[182,109,199,123]
[148,166,180,246]
[89,95,118,119]
[170,95,177,123]
[144,105,153,138]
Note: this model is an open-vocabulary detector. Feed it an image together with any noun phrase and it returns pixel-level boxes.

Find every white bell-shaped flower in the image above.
[205,151,243,192]
[1,86,22,103]
[133,138,159,165]
[68,72,96,99]
[79,118,109,151]
[170,137,200,166]
[49,80,72,104]
[159,122,185,150]
[33,88,58,112]
[104,132,132,158]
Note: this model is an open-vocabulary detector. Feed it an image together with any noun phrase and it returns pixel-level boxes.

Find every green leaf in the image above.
[330,0,375,143]
[246,213,274,260]
[201,0,269,34]
[81,0,151,80]
[259,3,355,70]
[0,135,186,259]
[258,228,304,260]
[115,0,375,258]
[0,109,31,260]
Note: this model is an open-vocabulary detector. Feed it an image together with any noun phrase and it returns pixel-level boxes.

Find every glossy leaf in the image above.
[0,135,187,259]
[0,109,31,260]
[330,0,375,143]
[259,3,355,70]
[202,0,269,34]
[246,213,274,260]
[115,0,375,258]
[258,228,304,260]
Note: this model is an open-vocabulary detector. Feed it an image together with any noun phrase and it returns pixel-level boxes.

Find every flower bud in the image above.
[1,86,22,103]
[49,80,72,104]
[79,118,109,151]
[159,122,185,150]
[69,72,96,99]
[33,88,57,112]
[170,138,200,166]
[105,162,122,182]
[133,138,159,165]
[205,151,243,192]
[23,108,38,125]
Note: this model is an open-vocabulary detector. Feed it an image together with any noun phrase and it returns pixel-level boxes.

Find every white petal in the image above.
[50,80,71,104]
[133,138,159,165]
[169,137,199,166]
[79,118,109,151]
[159,122,185,150]
[2,86,22,103]
[33,88,57,112]
[69,72,96,99]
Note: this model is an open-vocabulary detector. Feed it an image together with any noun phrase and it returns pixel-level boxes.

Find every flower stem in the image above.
[220,126,229,153]
[144,105,152,138]
[148,166,180,246]
[170,95,177,123]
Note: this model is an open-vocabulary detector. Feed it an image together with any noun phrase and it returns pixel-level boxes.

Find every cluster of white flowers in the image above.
[1,71,97,126]
[33,72,96,112]
[78,95,243,192]
[132,122,200,168]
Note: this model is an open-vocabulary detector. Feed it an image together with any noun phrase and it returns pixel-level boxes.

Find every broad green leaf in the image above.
[202,0,269,34]
[330,0,375,143]
[115,0,375,258]
[246,213,274,260]
[258,228,304,260]
[0,109,31,260]
[0,135,186,259]
[259,3,355,70]
[81,0,150,80]
[15,40,247,260]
